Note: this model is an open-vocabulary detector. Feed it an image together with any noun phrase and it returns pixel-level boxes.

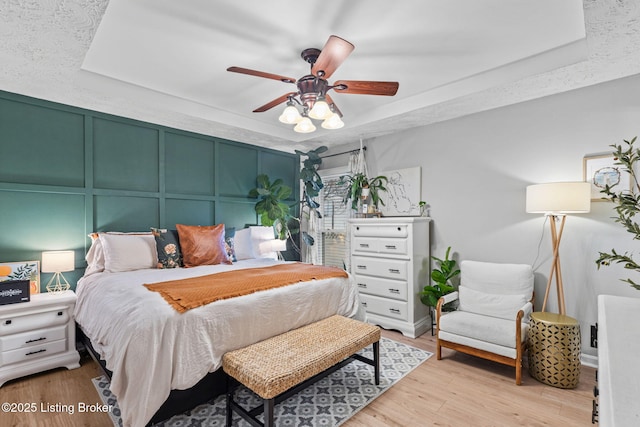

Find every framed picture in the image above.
[379,167,422,216]
[583,153,632,201]
[0,261,40,295]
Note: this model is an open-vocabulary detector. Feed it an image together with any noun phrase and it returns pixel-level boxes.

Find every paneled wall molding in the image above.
[0,90,299,289]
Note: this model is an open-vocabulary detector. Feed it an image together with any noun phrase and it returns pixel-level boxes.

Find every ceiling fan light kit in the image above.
[227,35,399,134]
[293,116,316,133]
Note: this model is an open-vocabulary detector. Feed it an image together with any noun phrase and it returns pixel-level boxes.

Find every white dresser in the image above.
[0,290,80,387]
[349,217,431,338]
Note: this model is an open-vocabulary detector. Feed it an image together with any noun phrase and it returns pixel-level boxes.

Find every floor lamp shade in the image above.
[526,182,591,214]
[525,182,590,315]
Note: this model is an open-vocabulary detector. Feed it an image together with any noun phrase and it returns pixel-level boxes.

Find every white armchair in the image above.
[436,260,534,385]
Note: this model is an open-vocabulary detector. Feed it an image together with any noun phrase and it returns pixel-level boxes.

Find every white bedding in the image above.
[74,259,362,427]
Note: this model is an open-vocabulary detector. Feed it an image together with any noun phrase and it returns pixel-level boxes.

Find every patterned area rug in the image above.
[92,337,432,427]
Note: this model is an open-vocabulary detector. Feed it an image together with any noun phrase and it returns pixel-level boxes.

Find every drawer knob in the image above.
[57,311,63,316]
[26,337,46,344]
[362,302,367,307]
[359,243,370,248]
[389,288,400,294]
[389,308,401,314]
[357,283,367,288]
[385,245,397,249]
[4,320,11,325]
[357,265,367,270]
[25,348,47,356]
[389,268,400,274]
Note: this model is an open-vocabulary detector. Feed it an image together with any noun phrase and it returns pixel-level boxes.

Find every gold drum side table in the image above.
[528,312,581,389]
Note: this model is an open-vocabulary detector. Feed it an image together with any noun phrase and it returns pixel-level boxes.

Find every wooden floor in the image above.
[0,330,596,427]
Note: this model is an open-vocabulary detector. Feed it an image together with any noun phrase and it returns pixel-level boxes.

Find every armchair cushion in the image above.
[458,286,529,320]
[460,260,534,299]
[438,311,529,349]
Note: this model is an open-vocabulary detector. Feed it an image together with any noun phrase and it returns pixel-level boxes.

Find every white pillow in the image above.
[250,226,277,260]
[99,233,158,273]
[233,228,255,260]
[84,233,105,276]
[458,285,529,320]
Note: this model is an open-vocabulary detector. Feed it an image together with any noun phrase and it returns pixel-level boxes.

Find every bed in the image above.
[74,226,362,427]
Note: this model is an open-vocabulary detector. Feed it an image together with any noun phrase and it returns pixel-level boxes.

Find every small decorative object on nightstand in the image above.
[528,312,581,389]
[41,251,74,293]
[0,290,80,387]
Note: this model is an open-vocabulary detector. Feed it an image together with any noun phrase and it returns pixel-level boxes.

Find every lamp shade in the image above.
[526,182,591,214]
[41,251,75,273]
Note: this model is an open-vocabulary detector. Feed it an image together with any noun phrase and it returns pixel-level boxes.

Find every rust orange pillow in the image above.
[176,224,232,267]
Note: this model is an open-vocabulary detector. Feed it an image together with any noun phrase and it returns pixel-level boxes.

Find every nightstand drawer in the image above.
[1,339,67,366]
[0,325,66,352]
[354,274,407,301]
[360,294,408,321]
[0,306,70,336]
[352,256,408,280]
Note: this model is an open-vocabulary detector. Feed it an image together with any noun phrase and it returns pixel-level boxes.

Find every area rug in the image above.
[92,337,432,427]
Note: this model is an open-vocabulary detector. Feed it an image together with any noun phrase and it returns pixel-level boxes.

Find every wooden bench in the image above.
[222,315,380,427]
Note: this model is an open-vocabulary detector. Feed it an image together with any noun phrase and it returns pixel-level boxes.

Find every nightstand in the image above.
[0,290,80,387]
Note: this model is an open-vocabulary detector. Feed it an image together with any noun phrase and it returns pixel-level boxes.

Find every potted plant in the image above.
[249,174,292,240]
[420,246,460,308]
[596,136,640,290]
[339,173,388,211]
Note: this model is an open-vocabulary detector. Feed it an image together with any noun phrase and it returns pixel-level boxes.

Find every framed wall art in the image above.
[583,153,632,201]
[0,261,40,294]
[379,167,422,216]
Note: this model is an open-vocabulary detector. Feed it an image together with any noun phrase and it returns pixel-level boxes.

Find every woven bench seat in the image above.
[223,315,380,427]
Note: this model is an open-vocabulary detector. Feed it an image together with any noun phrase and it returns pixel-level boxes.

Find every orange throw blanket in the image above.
[144,263,349,313]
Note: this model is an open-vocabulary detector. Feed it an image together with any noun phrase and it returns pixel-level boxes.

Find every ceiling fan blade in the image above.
[253,92,297,113]
[325,94,343,117]
[311,35,355,79]
[333,80,399,96]
[227,66,296,84]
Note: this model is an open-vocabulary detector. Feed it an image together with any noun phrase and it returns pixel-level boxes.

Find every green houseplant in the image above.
[420,246,460,307]
[249,174,292,240]
[596,136,640,290]
[294,146,328,247]
[339,173,388,211]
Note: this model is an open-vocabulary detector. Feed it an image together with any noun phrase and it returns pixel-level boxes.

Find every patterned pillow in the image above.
[225,227,237,262]
[151,228,183,269]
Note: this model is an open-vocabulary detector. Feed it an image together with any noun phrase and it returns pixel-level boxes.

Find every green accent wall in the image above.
[0,91,299,290]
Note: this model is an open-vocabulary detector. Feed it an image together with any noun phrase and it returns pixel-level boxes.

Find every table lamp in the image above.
[526,182,590,314]
[41,250,75,292]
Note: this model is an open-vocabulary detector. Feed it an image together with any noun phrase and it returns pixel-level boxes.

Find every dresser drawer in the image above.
[0,306,70,336]
[354,274,407,301]
[1,339,67,366]
[0,325,66,352]
[360,294,408,321]
[352,237,379,253]
[352,256,408,280]
[352,224,408,238]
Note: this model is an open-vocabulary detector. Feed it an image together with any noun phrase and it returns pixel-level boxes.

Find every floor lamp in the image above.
[526,182,590,315]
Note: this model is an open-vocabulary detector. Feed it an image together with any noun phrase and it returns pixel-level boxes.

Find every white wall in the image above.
[323,73,640,356]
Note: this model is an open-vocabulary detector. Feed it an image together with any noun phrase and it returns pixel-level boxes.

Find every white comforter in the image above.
[74,259,362,427]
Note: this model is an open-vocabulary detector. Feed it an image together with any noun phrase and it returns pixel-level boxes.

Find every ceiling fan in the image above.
[227,35,399,133]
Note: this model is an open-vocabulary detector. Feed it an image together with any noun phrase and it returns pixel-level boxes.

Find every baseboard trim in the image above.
[581,353,598,368]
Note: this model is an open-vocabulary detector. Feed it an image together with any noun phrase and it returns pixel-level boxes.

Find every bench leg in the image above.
[226,377,233,427]
[264,398,275,427]
[373,341,380,385]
